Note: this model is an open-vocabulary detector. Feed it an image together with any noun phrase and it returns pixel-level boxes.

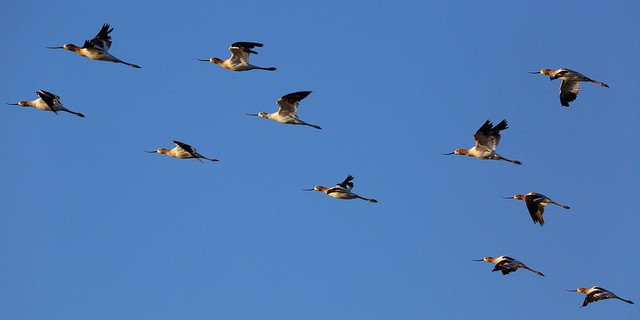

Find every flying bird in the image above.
[473,256,544,276]
[529,68,608,106]
[568,286,634,307]
[504,192,569,226]
[6,90,84,117]
[443,119,521,165]
[198,42,276,71]
[304,175,377,203]
[146,141,218,163]
[247,91,321,129]
[48,23,141,68]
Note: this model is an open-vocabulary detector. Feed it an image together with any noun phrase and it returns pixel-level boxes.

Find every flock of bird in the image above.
[7,23,632,310]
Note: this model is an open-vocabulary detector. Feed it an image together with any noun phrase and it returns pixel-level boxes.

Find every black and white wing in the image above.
[473,119,508,151]
[276,91,312,117]
[83,23,113,51]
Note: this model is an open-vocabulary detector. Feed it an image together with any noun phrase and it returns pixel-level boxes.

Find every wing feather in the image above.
[83,23,113,51]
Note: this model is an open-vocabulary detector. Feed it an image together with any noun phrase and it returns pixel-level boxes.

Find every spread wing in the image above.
[336,175,355,190]
[473,119,507,151]
[228,46,251,65]
[173,141,198,156]
[276,91,312,117]
[583,288,608,306]
[493,260,517,275]
[37,90,61,104]
[83,23,113,51]
[525,194,546,226]
[559,80,580,107]
[231,42,263,54]
[36,90,60,113]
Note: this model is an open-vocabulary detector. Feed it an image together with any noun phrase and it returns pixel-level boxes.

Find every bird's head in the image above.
[567,288,588,293]
[6,101,28,106]
[442,149,467,156]
[146,148,167,154]
[197,57,223,64]
[47,44,77,51]
[472,257,491,262]
[247,112,268,118]
[529,69,554,75]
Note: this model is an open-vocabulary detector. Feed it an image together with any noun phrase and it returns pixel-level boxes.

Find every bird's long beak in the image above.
[302,188,315,191]
[47,46,64,49]
[567,289,578,292]
[472,259,484,262]
[145,150,157,153]
[246,113,259,116]
[502,196,515,199]
[441,152,455,155]
[196,58,209,62]
[528,71,540,74]
[6,103,19,105]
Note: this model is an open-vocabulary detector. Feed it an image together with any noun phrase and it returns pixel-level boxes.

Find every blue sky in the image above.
[1,1,638,319]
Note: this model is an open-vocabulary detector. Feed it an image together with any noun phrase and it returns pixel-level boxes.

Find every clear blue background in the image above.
[2,1,638,319]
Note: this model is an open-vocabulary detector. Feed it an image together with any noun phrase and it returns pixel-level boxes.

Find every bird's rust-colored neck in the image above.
[62,44,83,54]
[211,57,224,65]
[539,69,555,76]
